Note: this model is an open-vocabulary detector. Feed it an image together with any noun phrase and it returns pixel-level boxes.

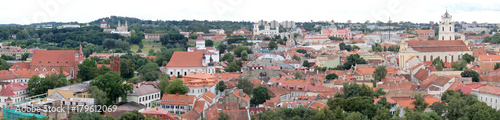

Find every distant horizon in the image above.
[1,0,500,25]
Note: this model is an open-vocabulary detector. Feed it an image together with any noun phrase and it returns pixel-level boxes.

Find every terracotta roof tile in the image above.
[193,100,206,113]
[160,93,196,106]
[31,50,82,66]
[166,51,203,67]
[9,62,30,70]
[181,109,201,120]
[233,89,250,102]
[407,40,470,52]
[0,83,28,96]
[0,70,18,80]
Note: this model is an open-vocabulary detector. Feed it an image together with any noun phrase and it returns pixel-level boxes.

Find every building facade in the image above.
[438,11,456,40]
[165,51,215,77]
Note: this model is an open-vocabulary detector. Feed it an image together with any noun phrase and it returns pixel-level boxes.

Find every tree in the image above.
[268,41,278,50]
[376,97,391,109]
[166,79,189,94]
[329,36,343,41]
[250,85,271,106]
[71,112,108,120]
[451,61,467,71]
[224,61,240,72]
[1,55,14,60]
[236,78,254,95]
[412,94,429,112]
[294,71,303,79]
[302,60,309,67]
[325,73,338,80]
[241,50,248,61]
[215,81,226,94]
[218,112,230,120]
[217,44,227,54]
[157,75,170,96]
[221,53,234,62]
[77,59,98,81]
[21,53,30,61]
[233,46,251,57]
[89,86,109,106]
[345,112,364,120]
[296,49,307,54]
[292,55,300,61]
[119,110,145,120]
[205,40,214,47]
[461,70,479,82]
[339,43,347,50]
[91,72,132,105]
[495,63,500,70]
[137,62,160,81]
[373,66,387,82]
[462,53,475,63]
[120,59,135,79]
[435,62,444,71]
[0,58,9,70]
[373,107,391,120]
[432,57,444,66]
[430,101,447,117]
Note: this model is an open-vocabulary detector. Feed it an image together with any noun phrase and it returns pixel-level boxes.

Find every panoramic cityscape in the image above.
[1,0,500,120]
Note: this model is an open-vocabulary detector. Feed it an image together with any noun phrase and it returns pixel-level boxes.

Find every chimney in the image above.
[239,89,244,96]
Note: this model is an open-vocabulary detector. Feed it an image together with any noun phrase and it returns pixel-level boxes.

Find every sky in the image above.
[1,0,500,25]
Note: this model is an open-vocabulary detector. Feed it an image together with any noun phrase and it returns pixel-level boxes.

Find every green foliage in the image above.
[296,49,307,54]
[27,72,68,96]
[90,72,132,105]
[451,61,467,71]
[157,75,170,96]
[226,35,247,44]
[217,44,227,54]
[373,66,387,82]
[137,62,160,81]
[483,34,500,44]
[160,33,188,47]
[155,47,185,66]
[302,60,309,67]
[120,58,135,79]
[333,54,366,70]
[118,110,145,120]
[294,71,303,79]
[250,85,271,106]
[373,107,391,120]
[77,59,98,81]
[258,107,318,120]
[189,33,198,39]
[20,53,30,61]
[1,55,14,60]
[430,101,447,117]
[387,45,400,52]
[412,94,429,112]
[233,46,251,57]
[205,40,214,47]
[216,80,226,94]
[314,67,328,72]
[325,73,338,80]
[292,55,300,61]
[376,97,391,109]
[241,50,248,61]
[102,38,131,51]
[345,112,364,120]
[218,112,230,120]
[462,53,475,63]
[89,86,109,106]
[496,63,500,70]
[166,79,189,94]
[0,58,9,70]
[236,78,254,95]
[329,36,343,41]
[268,41,278,50]
[222,53,234,62]
[372,44,383,52]
[460,70,479,82]
[224,61,241,72]
[71,112,109,120]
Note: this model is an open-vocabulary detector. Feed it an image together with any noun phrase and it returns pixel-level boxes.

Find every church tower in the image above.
[253,22,259,35]
[438,10,455,40]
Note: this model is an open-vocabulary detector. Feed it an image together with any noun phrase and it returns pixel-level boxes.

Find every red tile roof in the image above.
[233,89,250,102]
[206,105,220,120]
[166,51,203,67]
[472,48,487,58]
[478,55,500,61]
[160,93,196,106]
[31,50,82,66]
[0,70,18,80]
[193,100,206,113]
[407,40,470,52]
[9,62,31,70]
[472,85,500,96]
[354,68,376,76]
[0,83,28,96]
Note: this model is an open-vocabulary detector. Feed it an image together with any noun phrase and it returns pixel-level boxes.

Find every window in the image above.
[442,27,444,31]
[424,56,426,61]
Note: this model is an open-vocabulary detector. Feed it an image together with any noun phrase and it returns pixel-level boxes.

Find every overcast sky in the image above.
[1,0,500,25]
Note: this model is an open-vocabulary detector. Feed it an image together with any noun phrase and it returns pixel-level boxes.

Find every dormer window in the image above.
[43,68,47,71]
[66,62,68,63]
[48,61,50,63]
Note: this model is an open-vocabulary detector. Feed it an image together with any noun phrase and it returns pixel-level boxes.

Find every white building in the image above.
[165,51,215,77]
[438,10,456,40]
[0,83,29,108]
[127,84,161,108]
[472,85,500,110]
[187,35,220,63]
[209,29,225,34]
[253,22,280,36]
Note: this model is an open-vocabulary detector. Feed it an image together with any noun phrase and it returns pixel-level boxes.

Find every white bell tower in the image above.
[438,10,455,40]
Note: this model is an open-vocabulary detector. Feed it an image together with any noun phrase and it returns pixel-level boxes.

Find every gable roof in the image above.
[0,70,18,80]
[160,93,196,106]
[233,89,250,102]
[0,83,28,96]
[9,62,31,70]
[166,51,203,67]
[128,84,160,96]
[407,40,470,52]
[31,50,81,66]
